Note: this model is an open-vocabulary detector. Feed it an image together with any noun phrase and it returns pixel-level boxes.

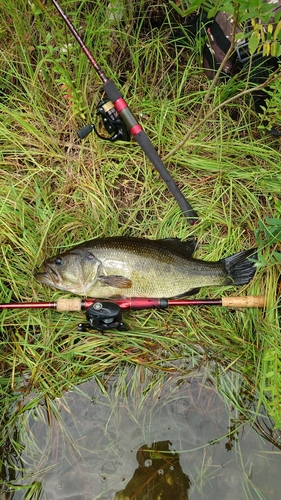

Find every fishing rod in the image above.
[50,0,198,225]
[0,296,265,332]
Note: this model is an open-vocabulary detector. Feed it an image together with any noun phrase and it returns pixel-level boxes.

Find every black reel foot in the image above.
[77,301,127,332]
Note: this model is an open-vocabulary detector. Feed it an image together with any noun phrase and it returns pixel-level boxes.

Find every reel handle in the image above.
[77,124,94,139]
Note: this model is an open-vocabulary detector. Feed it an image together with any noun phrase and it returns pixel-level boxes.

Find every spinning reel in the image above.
[77,98,130,142]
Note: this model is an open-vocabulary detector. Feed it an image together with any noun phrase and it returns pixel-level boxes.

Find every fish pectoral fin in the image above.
[98,275,132,288]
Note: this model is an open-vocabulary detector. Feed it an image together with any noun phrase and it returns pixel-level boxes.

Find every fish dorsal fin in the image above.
[158,237,197,256]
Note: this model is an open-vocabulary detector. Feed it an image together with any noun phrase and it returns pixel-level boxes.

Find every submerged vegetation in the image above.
[0,0,280,497]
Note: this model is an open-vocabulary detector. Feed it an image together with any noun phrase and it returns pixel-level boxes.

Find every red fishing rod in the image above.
[0,296,265,332]
[50,0,198,225]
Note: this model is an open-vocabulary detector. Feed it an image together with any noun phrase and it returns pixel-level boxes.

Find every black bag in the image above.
[203,11,244,79]
[173,4,281,135]
[202,5,281,135]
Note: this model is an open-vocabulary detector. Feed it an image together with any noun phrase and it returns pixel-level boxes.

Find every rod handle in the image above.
[222,296,265,308]
[134,130,199,224]
[56,298,83,312]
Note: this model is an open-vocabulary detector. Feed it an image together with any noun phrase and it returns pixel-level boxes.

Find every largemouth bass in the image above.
[35,236,257,298]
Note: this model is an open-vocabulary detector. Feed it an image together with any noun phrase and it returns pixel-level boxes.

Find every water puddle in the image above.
[2,363,281,499]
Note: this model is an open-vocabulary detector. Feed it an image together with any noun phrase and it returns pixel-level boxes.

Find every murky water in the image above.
[3,364,281,500]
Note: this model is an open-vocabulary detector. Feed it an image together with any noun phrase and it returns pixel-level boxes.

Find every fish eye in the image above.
[55,257,63,266]
[86,252,95,261]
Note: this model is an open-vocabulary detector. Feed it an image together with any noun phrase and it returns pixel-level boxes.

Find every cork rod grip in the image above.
[56,298,83,312]
[221,296,265,308]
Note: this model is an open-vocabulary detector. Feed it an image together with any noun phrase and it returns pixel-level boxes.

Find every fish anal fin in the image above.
[99,275,132,288]
[172,287,201,298]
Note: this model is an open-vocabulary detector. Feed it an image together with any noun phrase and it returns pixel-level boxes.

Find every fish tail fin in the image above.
[223,248,258,286]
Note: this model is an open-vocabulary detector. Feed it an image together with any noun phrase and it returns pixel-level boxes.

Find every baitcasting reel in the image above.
[77,301,127,332]
[77,97,130,142]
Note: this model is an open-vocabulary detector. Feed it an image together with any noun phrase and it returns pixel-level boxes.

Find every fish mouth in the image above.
[35,265,61,286]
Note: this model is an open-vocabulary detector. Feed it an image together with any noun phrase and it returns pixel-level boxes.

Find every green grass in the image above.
[0,0,281,497]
